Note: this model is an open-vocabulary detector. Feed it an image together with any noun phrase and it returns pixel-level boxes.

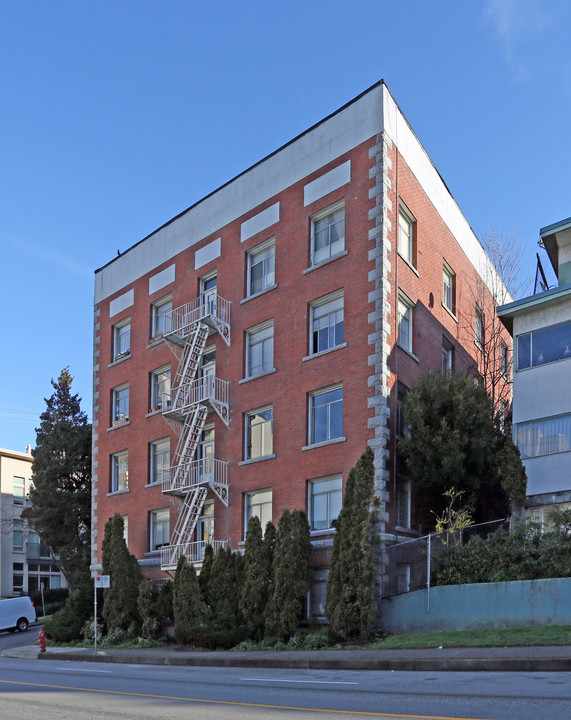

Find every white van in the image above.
[0,597,36,632]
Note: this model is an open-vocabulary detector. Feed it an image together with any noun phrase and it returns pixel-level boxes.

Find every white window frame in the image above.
[13,476,25,506]
[309,290,344,356]
[12,519,24,553]
[310,200,345,266]
[309,567,329,619]
[308,475,342,532]
[152,295,172,338]
[442,337,453,375]
[111,450,129,493]
[247,238,276,297]
[245,321,274,378]
[112,383,129,425]
[397,292,414,354]
[151,365,171,412]
[500,341,509,378]
[516,413,571,459]
[475,305,484,350]
[150,508,170,552]
[309,384,343,446]
[398,204,415,266]
[244,488,272,537]
[245,406,274,460]
[149,437,170,486]
[113,317,131,360]
[442,262,455,314]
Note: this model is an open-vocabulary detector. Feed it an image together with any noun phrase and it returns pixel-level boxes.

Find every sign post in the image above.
[93,574,110,652]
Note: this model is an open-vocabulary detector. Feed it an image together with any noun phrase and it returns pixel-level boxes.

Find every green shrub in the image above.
[43,581,93,642]
[173,556,209,644]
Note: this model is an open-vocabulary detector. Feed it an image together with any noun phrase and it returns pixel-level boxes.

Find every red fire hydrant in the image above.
[38,629,46,653]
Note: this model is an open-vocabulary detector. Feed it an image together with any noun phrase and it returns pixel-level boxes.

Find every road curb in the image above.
[35,651,571,672]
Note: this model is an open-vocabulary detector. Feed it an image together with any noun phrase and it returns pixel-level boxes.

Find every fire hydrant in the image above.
[38,629,46,653]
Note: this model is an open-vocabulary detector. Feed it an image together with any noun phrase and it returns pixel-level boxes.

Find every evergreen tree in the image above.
[265,509,312,640]
[398,373,527,531]
[101,513,141,635]
[326,446,377,639]
[173,555,208,644]
[198,543,214,608]
[209,546,243,628]
[239,515,272,639]
[23,368,91,588]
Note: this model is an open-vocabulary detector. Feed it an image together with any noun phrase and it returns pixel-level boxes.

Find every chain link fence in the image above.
[381,518,508,599]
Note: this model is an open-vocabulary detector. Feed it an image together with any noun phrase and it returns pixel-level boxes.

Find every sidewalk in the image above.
[3,643,571,672]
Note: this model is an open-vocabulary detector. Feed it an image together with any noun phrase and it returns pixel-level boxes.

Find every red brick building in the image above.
[92,81,508,614]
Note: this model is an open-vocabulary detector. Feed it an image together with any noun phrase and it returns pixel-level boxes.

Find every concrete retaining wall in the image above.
[381,577,571,633]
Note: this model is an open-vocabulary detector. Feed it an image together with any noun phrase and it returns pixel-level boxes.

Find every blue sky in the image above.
[1,0,570,452]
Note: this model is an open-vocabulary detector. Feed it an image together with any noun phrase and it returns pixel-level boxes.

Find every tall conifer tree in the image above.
[326,446,377,639]
[23,368,91,588]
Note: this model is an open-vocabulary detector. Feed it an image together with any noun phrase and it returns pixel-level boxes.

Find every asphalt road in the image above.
[0,657,570,719]
[0,624,41,651]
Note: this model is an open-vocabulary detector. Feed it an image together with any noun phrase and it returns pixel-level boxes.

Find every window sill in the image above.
[238,454,276,466]
[397,253,419,277]
[107,488,130,497]
[302,343,347,362]
[147,336,165,349]
[303,249,348,275]
[310,528,336,537]
[239,368,277,384]
[144,550,161,557]
[107,420,131,432]
[302,437,346,451]
[442,303,458,323]
[240,284,278,305]
[394,525,416,534]
[396,343,419,363]
[144,482,162,488]
[108,353,131,368]
[145,409,163,418]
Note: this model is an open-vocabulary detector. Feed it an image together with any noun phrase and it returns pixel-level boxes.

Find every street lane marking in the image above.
[55,668,112,673]
[0,678,498,719]
[240,677,359,684]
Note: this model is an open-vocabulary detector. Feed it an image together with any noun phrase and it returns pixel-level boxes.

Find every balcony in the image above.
[161,539,228,572]
[164,293,231,346]
[27,542,52,560]
[162,376,229,425]
[162,457,228,495]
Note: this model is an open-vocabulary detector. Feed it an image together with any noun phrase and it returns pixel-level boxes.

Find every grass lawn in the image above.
[368,625,571,649]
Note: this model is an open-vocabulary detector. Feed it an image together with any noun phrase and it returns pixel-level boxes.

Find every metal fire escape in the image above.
[160,293,231,571]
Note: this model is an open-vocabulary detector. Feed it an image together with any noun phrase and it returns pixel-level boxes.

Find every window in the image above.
[309,385,343,445]
[111,450,128,492]
[151,366,171,412]
[13,520,24,552]
[309,568,328,618]
[442,337,453,375]
[247,239,275,296]
[245,488,272,534]
[201,273,218,316]
[475,306,484,349]
[13,476,25,505]
[498,398,507,433]
[150,508,170,551]
[397,382,409,438]
[245,406,273,460]
[395,480,411,529]
[245,322,274,377]
[112,383,129,424]
[398,204,415,266]
[517,320,571,371]
[395,563,411,594]
[113,318,131,360]
[516,413,571,459]
[13,563,24,593]
[152,296,172,338]
[150,438,170,486]
[122,515,129,545]
[442,263,455,314]
[309,292,344,355]
[397,293,414,354]
[198,502,214,544]
[310,200,345,265]
[500,341,509,378]
[309,476,342,531]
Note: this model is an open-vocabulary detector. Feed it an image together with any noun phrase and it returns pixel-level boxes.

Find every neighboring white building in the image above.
[498,217,571,524]
[0,447,67,597]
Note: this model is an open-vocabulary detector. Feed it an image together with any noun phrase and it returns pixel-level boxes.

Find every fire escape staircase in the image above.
[160,293,231,571]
